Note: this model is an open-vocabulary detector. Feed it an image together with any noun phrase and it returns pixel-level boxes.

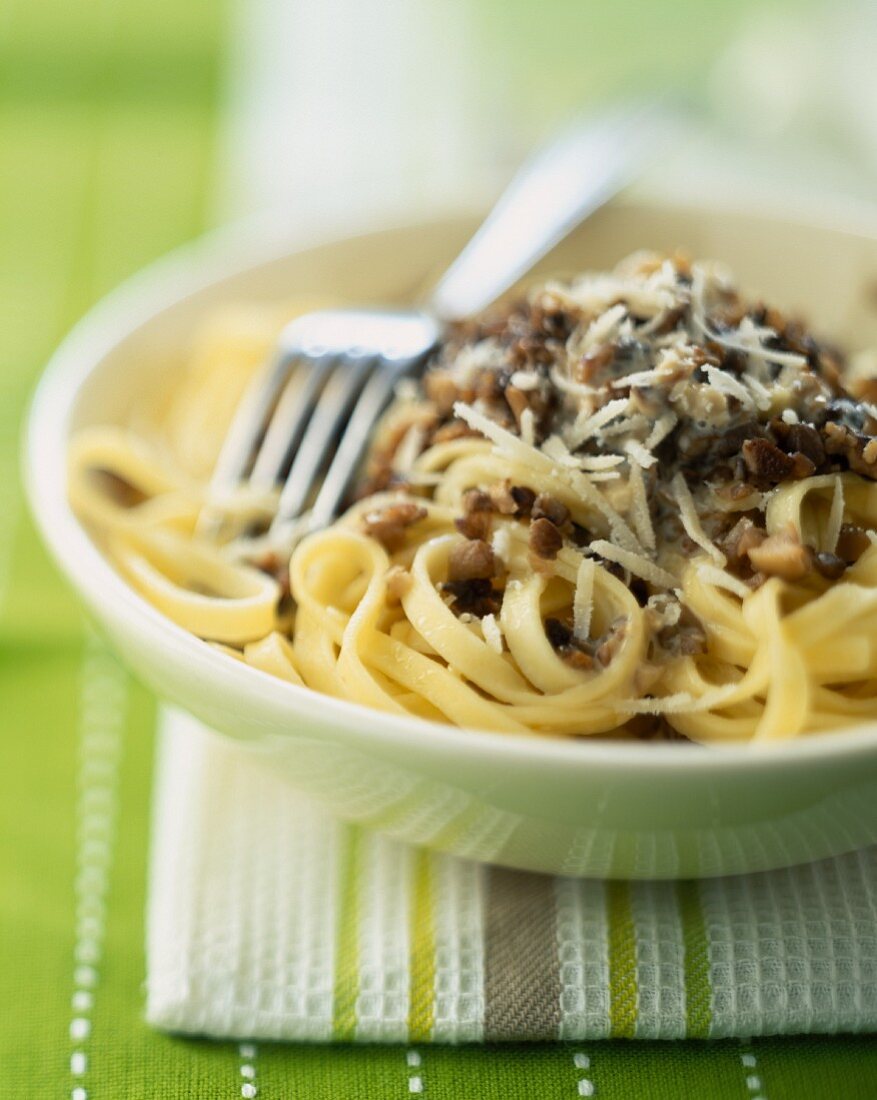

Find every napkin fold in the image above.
[146,709,877,1042]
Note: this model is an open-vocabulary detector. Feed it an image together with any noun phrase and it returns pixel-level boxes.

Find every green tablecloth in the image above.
[2,0,877,1095]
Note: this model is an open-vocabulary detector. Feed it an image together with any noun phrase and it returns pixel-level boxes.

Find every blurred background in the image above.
[219,0,877,223]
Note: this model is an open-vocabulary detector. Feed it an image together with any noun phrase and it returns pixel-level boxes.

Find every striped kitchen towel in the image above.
[146,708,877,1042]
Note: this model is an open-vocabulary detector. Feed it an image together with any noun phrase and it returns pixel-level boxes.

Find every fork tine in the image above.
[306,366,406,531]
[248,354,335,491]
[195,348,302,536]
[272,354,375,525]
[207,350,296,496]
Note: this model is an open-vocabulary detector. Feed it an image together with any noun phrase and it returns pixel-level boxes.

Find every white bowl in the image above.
[25,196,877,878]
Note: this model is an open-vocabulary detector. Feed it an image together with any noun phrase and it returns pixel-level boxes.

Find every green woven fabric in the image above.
[2,0,877,1095]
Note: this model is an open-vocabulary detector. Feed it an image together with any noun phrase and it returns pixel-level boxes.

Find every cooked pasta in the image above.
[69,252,877,743]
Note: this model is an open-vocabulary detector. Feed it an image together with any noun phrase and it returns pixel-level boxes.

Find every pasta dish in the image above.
[69,252,877,743]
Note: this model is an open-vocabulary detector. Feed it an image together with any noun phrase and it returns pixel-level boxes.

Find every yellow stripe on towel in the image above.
[677,879,713,1038]
[332,826,362,1041]
[408,849,437,1041]
[607,880,639,1038]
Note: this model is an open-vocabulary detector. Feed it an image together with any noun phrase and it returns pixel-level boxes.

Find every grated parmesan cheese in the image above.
[544,271,676,323]
[628,461,656,551]
[692,308,807,371]
[510,370,541,391]
[703,366,755,409]
[588,540,677,589]
[563,471,643,553]
[455,400,643,554]
[671,473,726,566]
[542,435,584,468]
[742,374,773,411]
[577,454,626,470]
[392,423,426,473]
[643,414,677,450]
[624,439,657,469]
[519,407,536,446]
[566,398,630,447]
[618,691,697,715]
[454,401,542,467]
[544,434,625,474]
[573,557,595,642]
[611,368,666,389]
[450,340,506,386]
[481,613,504,653]
[549,365,597,399]
[491,525,512,565]
[600,415,647,439]
[824,476,845,555]
[646,593,681,630]
[584,303,627,347]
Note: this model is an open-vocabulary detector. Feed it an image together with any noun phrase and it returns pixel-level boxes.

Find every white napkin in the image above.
[146,707,877,1042]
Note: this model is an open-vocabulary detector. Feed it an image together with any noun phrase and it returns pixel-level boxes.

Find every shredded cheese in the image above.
[703,366,755,409]
[646,593,681,630]
[692,309,807,371]
[611,368,666,389]
[628,461,656,551]
[643,413,677,450]
[671,473,726,566]
[455,400,643,555]
[600,415,647,439]
[577,454,626,470]
[618,691,697,715]
[541,438,621,481]
[742,375,773,411]
[620,683,745,714]
[542,435,585,468]
[573,557,595,642]
[544,271,676,322]
[584,303,627,347]
[510,370,541,391]
[392,423,426,473]
[450,340,506,386]
[454,401,544,468]
[567,398,630,447]
[491,525,512,565]
[480,613,504,653]
[549,366,596,399]
[519,407,536,446]
[623,439,657,469]
[588,540,677,589]
[825,476,845,555]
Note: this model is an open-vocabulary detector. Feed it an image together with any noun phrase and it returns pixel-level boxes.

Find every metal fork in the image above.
[203,100,677,544]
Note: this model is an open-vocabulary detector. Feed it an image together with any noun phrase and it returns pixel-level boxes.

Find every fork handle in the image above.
[428,100,682,323]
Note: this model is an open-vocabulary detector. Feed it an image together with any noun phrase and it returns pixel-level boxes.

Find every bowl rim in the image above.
[24,192,877,773]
